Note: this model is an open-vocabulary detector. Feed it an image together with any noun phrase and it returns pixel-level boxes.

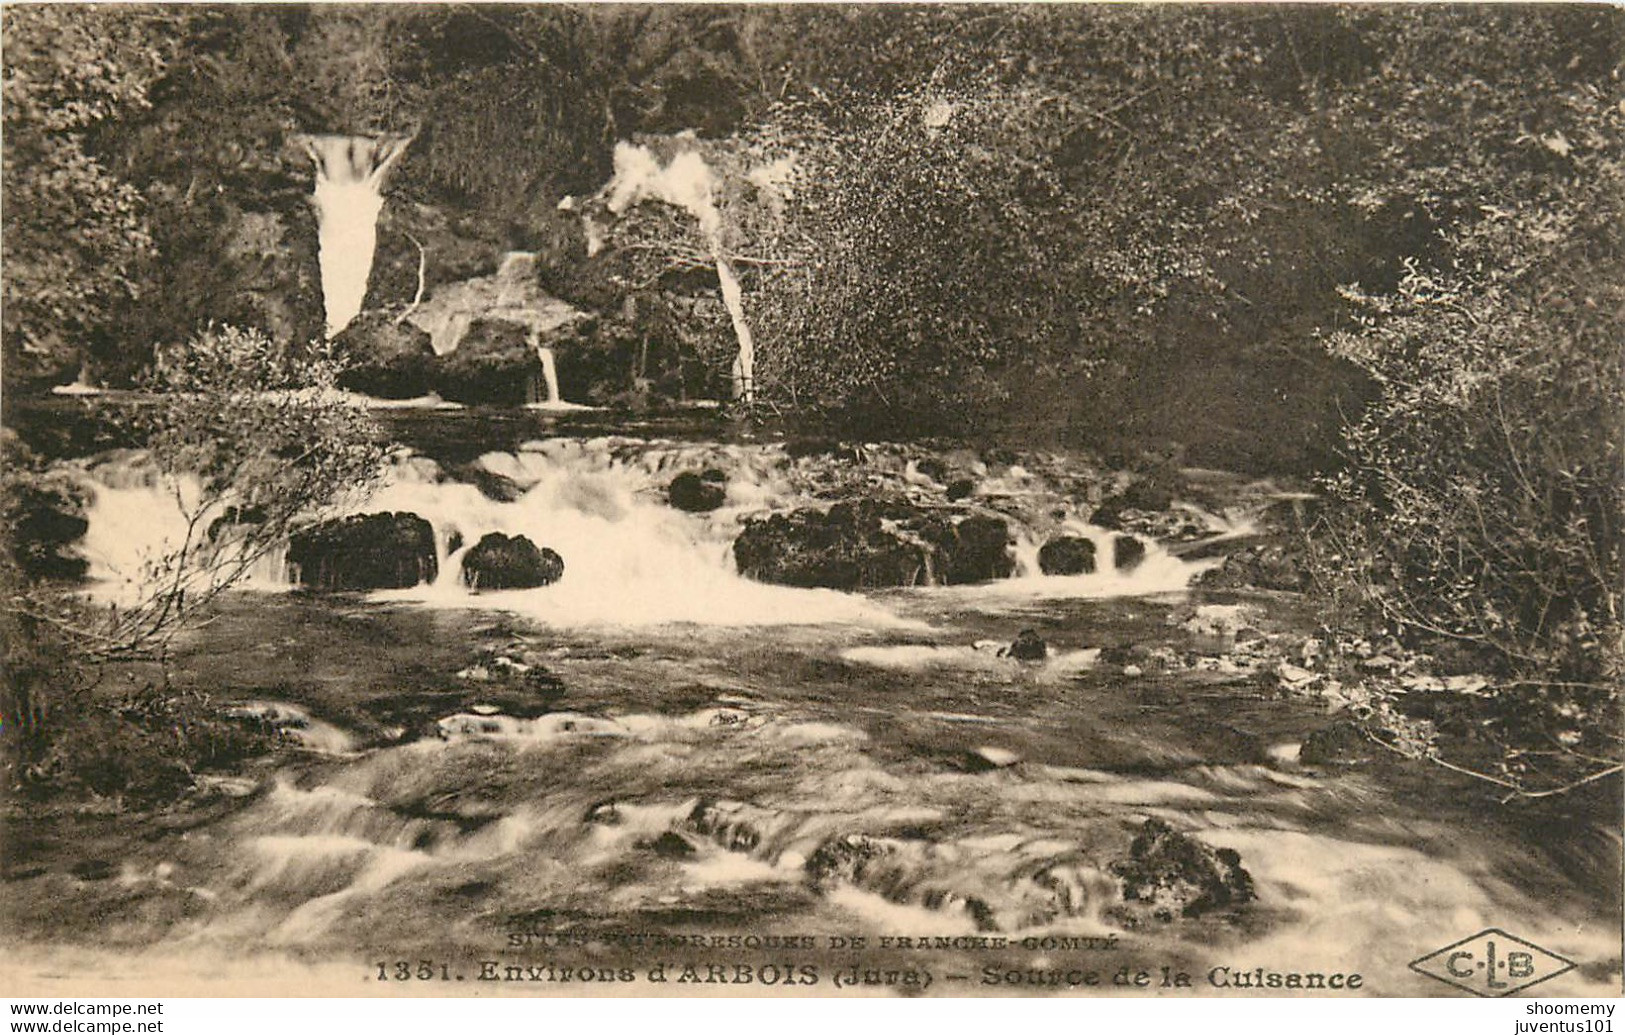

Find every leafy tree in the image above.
[2,325,383,802]
[1,5,171,387]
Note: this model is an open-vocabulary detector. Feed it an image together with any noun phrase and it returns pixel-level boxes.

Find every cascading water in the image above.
[297,134,412,339]
[585,143,760,402]
[70,439,1218,628]
[534,347,562,407]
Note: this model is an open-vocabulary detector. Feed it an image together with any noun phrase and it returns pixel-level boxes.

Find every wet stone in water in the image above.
[1003,629,1049,661]
[460,532,564,590]
[805,834,897,887]
[286,511,438,591]
[644,831,698,859]
[668,470,727,513]
[1109,817,1254,923]
[1038,535,1096,576]
[1113,534,1146,572]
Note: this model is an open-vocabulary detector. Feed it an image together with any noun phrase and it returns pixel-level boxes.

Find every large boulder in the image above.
[1298,720,1378,765]
[460,532,563,590]
[734,500,1013,590]
[287,512,437,591]
[1110,818,1255,922]
[942,514,1016,583]
[332,313,437,399]
[1003,629,1048,661]
[1191,541,1308,592]
[1037,535,1096,576]
[433,319,537,405]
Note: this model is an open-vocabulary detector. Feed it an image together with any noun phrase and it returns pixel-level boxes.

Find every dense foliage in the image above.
[1,5,170,384]
[1306,36,1623,796]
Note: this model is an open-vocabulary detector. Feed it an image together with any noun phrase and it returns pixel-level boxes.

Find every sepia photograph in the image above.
[1,2,1620,1009]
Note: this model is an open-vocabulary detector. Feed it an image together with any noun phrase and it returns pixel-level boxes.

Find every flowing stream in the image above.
[6,423,1619,996]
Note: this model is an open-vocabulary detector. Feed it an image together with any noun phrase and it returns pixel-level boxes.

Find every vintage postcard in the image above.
[2,3,1620,1005]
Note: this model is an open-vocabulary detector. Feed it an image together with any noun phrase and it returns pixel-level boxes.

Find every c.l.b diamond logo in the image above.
[1410,928,1575,997]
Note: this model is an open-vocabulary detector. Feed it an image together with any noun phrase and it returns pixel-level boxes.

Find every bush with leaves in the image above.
[1308,75,1623,799]
[3,325,383,803]
[1,5,173,388]
[72,325,386,655]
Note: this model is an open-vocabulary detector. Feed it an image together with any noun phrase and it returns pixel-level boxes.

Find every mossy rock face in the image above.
[333,314,437,399]
[734,499,1013,590]
[287,512,438,591]
[432,320,537,405]
[2,476,89,581]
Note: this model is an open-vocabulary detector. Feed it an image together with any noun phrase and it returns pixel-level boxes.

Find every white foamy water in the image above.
[990,520,1219,600]
[67,437,1227,632]
[363,445,915,628]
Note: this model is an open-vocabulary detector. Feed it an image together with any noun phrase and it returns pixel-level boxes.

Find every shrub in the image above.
[2,325,380,805]
[79,325,384,654]
[1308,94,1623,798]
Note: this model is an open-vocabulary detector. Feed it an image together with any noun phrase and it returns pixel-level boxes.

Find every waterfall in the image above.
[495,251,536,306]
[297,134,412,338]
[535,345,561,406]
[584,142,760,403]
[715,255,755,402]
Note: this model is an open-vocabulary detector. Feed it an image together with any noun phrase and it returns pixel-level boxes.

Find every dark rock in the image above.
[1298,720,1378,765]
[1038,536,1096,576]
[942,514,1015,583]
[1110,818,1254,921]
[1120,475,1178,512]
[945,478,976,502]
[2,477,89,581]
[585,801,621,825]
[734,500,1012,590]
[669,470,727,513]
[687,799,767,852]
[455,644,568,709]
[287,512,437,591]
[914,457,948,483]
[805,834,897,886]
[1191,541,1308,592]
[1113,535,1147,572]
[332,313,436,399]
[783,437,846,460]
[1093,478,1176,530]
[1003,629,1048,661]
[460,533,564,590]
[644,831,697,859]
[432,319,537,405]
[446,464,524,503]
[1097,506,1211,542]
